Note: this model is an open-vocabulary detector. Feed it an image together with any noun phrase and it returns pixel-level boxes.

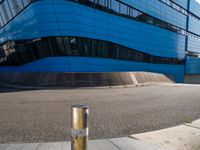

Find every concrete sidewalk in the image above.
[132,119,200,150]
[0,137,168,150]
[1,120,200,150]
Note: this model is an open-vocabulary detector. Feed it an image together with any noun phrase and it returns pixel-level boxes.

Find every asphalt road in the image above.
[0,83,200,144]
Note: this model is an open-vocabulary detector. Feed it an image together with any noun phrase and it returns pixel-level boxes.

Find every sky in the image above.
[196,0,200,4]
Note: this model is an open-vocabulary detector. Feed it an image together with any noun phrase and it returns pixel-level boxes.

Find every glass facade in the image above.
[0,0,200,82]
[0,36,184,66]
[1,0,200,40]
[73,0,200,40]
[0,0,32,28]
[160,0,200,24]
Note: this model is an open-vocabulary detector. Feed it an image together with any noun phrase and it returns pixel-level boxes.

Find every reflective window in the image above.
[120,3,128,15]
[0,36,184,66]
[1,0,200,41]
[74,0,200,40]
[0,0,32,28]
[111,0,119,13]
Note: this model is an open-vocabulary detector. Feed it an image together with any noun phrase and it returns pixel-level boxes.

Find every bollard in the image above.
[71,104,89,150]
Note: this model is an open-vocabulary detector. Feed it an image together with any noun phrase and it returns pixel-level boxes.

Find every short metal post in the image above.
[71,105,89,150]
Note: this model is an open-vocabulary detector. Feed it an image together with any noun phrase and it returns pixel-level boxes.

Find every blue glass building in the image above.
[0,0,200,83]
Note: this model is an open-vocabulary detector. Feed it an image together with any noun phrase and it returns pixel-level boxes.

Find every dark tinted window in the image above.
[0,36,184,66]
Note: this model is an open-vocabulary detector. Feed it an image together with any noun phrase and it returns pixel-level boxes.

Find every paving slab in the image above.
[89,139,119,150]
[62,139,119,150]
[2,143,38,150]
[35,142,62,150]
[0,145,10,150]
[131,121,200,150]
[0,138,169,150]
[109,137,168,150]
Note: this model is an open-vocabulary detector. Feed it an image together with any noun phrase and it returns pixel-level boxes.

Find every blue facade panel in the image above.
[0,0,200,82]
[190,0,200,17]
[187,0,200,74]
[123,0,187,29]
[0,57,185,82]
[173,0,188,9]
[188,37,200,53]
[186,56,200,74]
[188,16,200,35]
[0,4,40,43]
[0,0,186,58]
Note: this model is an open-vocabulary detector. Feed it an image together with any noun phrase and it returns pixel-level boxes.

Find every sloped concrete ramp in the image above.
[0,72,174,88]
[132,72,174,85]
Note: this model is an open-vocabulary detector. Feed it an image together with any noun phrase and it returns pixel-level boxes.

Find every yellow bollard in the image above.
[71,104,89,150]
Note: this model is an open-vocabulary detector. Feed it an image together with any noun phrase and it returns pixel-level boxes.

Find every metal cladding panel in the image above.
[0,56,185,82]
[0,4,40,43]
[0,0,186,59]
[173,0,188,9]
[186,0,200,75]
[122,0,187,29]
[186,56,200,74]
[188,16,200,35]
[0,0,192,82]
[188,37,200,53]
[190,0,200,17]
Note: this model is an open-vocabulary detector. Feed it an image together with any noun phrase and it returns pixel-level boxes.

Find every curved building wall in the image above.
[0,0,186,58]
[123,0,187,29]
[0,56,184,82]
[2,0,200,82]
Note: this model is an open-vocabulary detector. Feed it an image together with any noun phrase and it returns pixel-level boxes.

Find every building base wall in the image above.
[0,57,185,83]
[0,72,173,88]
[184,74,200,84]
